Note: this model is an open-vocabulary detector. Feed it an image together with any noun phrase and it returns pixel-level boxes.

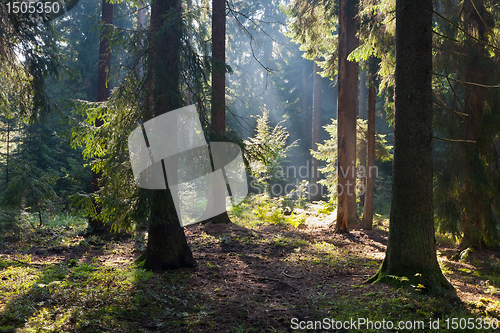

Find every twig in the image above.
[281,266,303,279]
[432,136,476,143]
[433,71,500,88]
[433,10,500,53]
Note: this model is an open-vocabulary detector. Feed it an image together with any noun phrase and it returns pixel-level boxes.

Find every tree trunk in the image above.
[89,0,113,230]
[211,0,226,134]
[207,0,231,224]
[142,0,196,271]
[335,0,358,233]
[367,0,452,292]
[358,66,367,206]
[302,66,309,148]
[137,0,146,31]
[5,118,10,185]
[358,67,367,120]
[459,0,499,250]
[311,61,322,201]
[361,78,375,230]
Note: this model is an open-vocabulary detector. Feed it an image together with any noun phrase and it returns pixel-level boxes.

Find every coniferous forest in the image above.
[1,0,500,331]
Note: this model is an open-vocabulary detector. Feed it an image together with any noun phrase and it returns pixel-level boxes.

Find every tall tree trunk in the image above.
[302,66,309,148]
[358,66,367,206]
[367,0,452,291]
[459,0,499,249]
[335,0,358,233]
[311,61,322,201]
[137,0,146,31]
[361,76,375,230]
[5,118,10,185]
[89,0,113,230]
[142,0,196,271]
[211,0,226,134]
[358,67,367,120]
[207,0,231,224]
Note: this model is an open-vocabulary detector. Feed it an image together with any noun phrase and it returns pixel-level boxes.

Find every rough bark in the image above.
[459,0,499,250]
[311,61,322,201]
[367,0,452,292]
[89,0,113,230]
[142,0,196,271]
[205,0,232,225]
[211,0,226,134]
[335,0,358,233]
[361,80,375,230]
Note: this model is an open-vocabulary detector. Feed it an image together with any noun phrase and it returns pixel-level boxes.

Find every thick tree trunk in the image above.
[459,0,499,249]
[311,61,322,201]
[367,0,452,292]
[206,0,231,224]
[211,0,226,134]
[142,0,196,271]
[89,0,113,230]
[361,81,375,230]
[335,0,358,233]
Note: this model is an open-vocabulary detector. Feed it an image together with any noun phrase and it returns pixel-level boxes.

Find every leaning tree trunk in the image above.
[335,0,358,233]
[141,0,196,271]
[311,61,322,201]
[361,76,375,230]
[89,0,113,230]
[367,0,452,292]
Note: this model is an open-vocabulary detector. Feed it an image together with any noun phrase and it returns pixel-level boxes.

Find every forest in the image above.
[0,0,500,331]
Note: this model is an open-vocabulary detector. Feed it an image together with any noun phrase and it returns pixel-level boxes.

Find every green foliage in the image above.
[1,123,61,224]
[69,4,215,232]
[70,94,145,233]
[229,194,307,228]
[283,0,338,77]
[312,118,392,197]
[433,0,500,249]
[0,2,61,121]
[244,109,297,192]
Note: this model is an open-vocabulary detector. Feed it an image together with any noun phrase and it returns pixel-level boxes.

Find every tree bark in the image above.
[302,66,309,147]
[142,0,196,271]
[205,0,232,224]
[367,0,452,292]
[459,0,499,249]
[89,0,113,230]
[311,61,322,201]
[361,78,375,230]
[358,67,367,120]
[335,0,358,233]
[211,0,226,134]
[5,118,10,186]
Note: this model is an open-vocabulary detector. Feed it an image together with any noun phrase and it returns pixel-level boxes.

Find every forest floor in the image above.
[0,205,499,332]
